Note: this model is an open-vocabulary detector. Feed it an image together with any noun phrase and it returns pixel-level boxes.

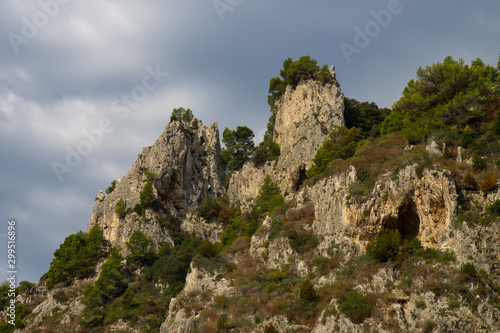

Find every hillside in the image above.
[1,56,500,333]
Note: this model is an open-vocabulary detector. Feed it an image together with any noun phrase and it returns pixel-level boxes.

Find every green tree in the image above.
[268,56,334,106]
[255,176,284,215]
[306,126,360,178]
[45,226,109,289]
[140,180,155,209]
[381,56,499,143]
[344,97,390,138]
[115,199,127,219]
[170,107,194,125]
[126,230,158,267]
[221,126,256,173]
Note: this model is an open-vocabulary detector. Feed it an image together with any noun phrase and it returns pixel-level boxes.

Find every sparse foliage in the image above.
[170,107,194,125]
[366,229,402,262]
[306,126,360,177]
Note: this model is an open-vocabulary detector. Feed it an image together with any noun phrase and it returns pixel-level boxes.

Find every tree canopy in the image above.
[44,226,110,289]
[268,56,335,107]
[344,97,390,139]
[170,107,194,125]
[221,126,256,173]
[381,56,499,144]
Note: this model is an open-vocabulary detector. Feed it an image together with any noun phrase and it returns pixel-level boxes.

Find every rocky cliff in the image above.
[228,66,344,208]
[86,119,224,252]
[4,64,500,333]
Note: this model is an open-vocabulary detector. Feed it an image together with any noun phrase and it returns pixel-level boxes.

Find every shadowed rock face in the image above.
[86,119,224,251]
[228,67,344,208]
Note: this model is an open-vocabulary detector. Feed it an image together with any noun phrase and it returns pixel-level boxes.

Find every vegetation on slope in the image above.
[3,54,500,332]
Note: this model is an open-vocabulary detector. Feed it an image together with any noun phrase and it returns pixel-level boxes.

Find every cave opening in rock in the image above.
[293,164,307,192]
[384,198,420,241]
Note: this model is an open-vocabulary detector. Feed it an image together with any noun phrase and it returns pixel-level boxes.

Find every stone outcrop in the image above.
[228,68,344,208]
[86,119,224,251]
[307,165,458,249]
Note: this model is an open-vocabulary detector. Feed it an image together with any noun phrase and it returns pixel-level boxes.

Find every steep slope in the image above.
[228,66,344,208]
[86,119,224,251]
[3,59,500,333]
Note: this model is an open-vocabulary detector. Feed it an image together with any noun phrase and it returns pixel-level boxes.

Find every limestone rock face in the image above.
[307,165,458,249]
[86,119,224,251]
[228,70,344,207]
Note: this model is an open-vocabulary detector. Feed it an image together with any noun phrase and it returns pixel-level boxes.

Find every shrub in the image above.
[459,263,478,282]
[198,240,218,258]
[421,319,437,333]
[480,175,498,192]
[463,172,477,190]
[255,176,284,215]
[366,229,402,262]
[216,314,228,332]
[197,197,223,222]
[337,290,373,324]
[299,280,317,303]
[115,199,127,219]
[415,299,426,309]
[106,180,116,194]
[140,180,155,208]
[472,154,487,172]
[286,229,319,254]
[264,323,279,333]
[306,126,360,178]
[486,200,500,215]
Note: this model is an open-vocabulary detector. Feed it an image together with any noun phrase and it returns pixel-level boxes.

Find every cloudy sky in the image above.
[1,0,499,284]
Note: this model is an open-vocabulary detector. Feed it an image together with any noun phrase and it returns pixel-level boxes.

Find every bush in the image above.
[198,240,218,258]
[286,229,319,254]
[486,200,500,215]
[217,314,228,332]
[197,197,223,222]
[115,199,127,219]
[480,175,498,192]
[366,229,402,262]
[463,172,477,190]
[255,176,284,215]
[472,154,487,172]
[415,299,426,309]
[306,126,360,178]
[337,290,373,324]
[299,280,317,303]
[264,323,279,333]
[459,263,479,282]
[140,180,155,208]
[106,180,116,194]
